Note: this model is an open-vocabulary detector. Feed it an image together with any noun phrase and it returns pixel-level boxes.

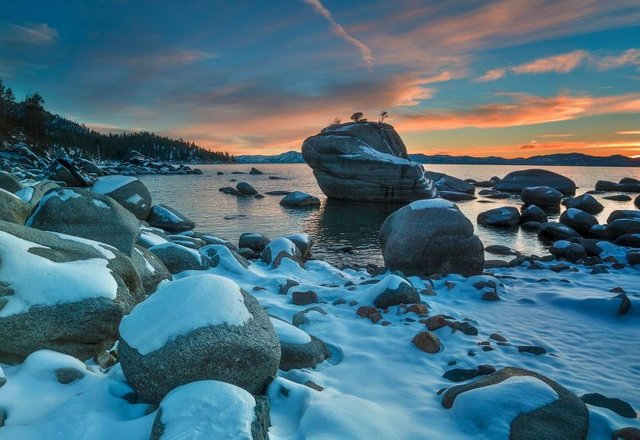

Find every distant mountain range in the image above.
[236,151,640,167]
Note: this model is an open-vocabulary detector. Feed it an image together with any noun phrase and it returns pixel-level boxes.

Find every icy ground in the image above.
[1,254,639,439]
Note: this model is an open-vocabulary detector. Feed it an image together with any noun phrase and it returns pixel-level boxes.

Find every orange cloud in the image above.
[596,48,640,70]
[474,69,507,83]
[511,50,588,74]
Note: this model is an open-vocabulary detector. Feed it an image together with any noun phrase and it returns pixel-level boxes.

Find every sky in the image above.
[1,0,640,157]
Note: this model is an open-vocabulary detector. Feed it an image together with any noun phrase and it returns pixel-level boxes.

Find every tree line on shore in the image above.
[0,78,234,163]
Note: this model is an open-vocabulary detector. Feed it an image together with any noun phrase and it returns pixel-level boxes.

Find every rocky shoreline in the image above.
[0,145,639,438]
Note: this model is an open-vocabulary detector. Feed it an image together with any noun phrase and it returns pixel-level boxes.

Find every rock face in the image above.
[26,188,140,255]
[494,169,576,195]
[302,122,436,202]
[441,367,589,440]
[130,245,171,295]
[119,274,281,403]
[0,221,142,364]
[92,175,152,220]
[380,199,484,276]
[0,171,23,193]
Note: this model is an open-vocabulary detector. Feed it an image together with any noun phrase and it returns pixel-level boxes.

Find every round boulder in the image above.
[550,240,587,262]
[147,204,195,233]
[520,205,547,224]
[26,187,140,255]
[521,186,562,208]
[566,193,604,214]
[477,207,521,227]
[538,222,581,242]
[559,208,598,235]
[261,237,302,267]
[380,199,484,276]
[92,175,152,220]
[494,169,576,195]
[148,242,207,274]
[119,274,281,403]
[236,182,258,196]
[279,191,320,207]
[270,318,329,371]
[239,233,270,253]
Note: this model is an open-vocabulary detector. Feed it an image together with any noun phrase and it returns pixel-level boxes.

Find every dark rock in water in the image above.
[217,171,224,175]
[443,364,495,382]
[607,210,640,223]
[424,171,475,195]
[149,242,207,274]
[265,190,291,195]
[581,393,637,418]
[520,205,547,223]
[495,169,576,195]
[92,175,152,220]
[485,244,517,256]
[438,191,476,201]
[521,221,542,231]
[237,181,258,196]
[220,186,242,196]
[0,170,23,193]
[0,220,143,364]
[27,187,140,255]
[604,194,632,201]
[475,180,494,188]
[565,193,604,214]
[477,207,520,227]
[147,204,195,233]
[538,222,581,241]
[518,345,547,355]
[373,280,420,308]
[0,188,30,224]
[118,275,281,403]
[559,208,598,235]
[596,180,640,192]
[521,186,562,208]
[279,191,320,207]
[615,233,640,247]
[606,218,640,240]
[442,367,589,440]
[302,122,436,202]
[550,240,587,262]
[380,199,484,277]
[249,167,263,175]
[149,381,270,440]
[635,195,640,209]
[239,233,270,252]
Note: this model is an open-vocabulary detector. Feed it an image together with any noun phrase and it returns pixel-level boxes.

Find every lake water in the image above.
[139,164,640,267]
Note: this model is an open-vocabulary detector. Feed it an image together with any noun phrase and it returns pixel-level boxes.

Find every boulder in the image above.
[200,244,250,274]
[301,122,436,202]
[477,207,520,227]
[270,318,329,371]
[249,167,263,175]
[92,175,152,220]
[424,171,475,195]
[438,191,476,202]
[371,275,420,308]
[380,199,484,276]
[47,158,96,187]
[283,233,314,259]
[442,367,589,440]
[148,242,207,274]
[279,191,320,207]
[606,218,640,240]
[494,169,576,195]
[236,182,258,196]
[147,204,195,233]
[149,380,269,440]
[119,274,281,402]
[130,245,172,295]
[559,208,598,235]
[521,186,562,208]
[596,180,640,192]
[26,187,140,255]
[0,189,30,224]
[239,233,270,252]
[261,237,302,267]
[538,222,581,241]
[566,193,604,214]
[550,240,587,262]
[603,194,632,201]
[0,221,142,364]
[635,195,640,209]
[615,233,640,248]
[607,210,640,223]
[520,205,547,224]
[0,171,22,193]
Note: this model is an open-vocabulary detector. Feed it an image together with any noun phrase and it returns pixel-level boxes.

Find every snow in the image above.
[51,232,117,260]
[409,198,457,211]
[451,376,558,440]
[138,230,168,248]
[270,317,312,345]
[119,274,251,355]
[92,199,110,209]
[151,205,183,223]
[125,194,143,205]
[92,175,137,195]
[149,242,203,265]
[0,231,118,317]
[14,187,34,203]
[345,145,416,166]
[158,380,256,439]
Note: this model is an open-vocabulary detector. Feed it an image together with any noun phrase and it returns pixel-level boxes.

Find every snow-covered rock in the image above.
[270,318,330,371]
[92,175,152,220]
[261,237,302,268]
[148,242,207,274]
[118,274,280,402]
[130,245,171,295]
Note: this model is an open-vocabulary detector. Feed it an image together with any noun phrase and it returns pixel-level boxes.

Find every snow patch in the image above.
[409,198,456,211]
[270,318,312,345]
[92,175,137,195]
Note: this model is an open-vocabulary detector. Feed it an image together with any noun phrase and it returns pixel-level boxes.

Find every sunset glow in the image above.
[2,0,639,157]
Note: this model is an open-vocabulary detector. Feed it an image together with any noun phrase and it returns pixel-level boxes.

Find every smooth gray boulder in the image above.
[0,171,22,193]
[521,186,562,208]
[147,204,195,233]
[538,222,581,241]
[236,182,258,196]
[119,274,281,403]
[607,210,640,223]
[92,175,152,220]
[0,189,30,224]
[280,191,320,207]
[442,367,588,440]
[559,208,598,235]
[302,122,436,202]
[26,187,140,255]
[380,199,484,276]
[566,193,604,214]
[148,242,207,274]
[477,207,520,227]
[239,233,270,252]
[0,221,143,364]
[495,169,576,195]
[606,218,640,240]
[130,245,171,295]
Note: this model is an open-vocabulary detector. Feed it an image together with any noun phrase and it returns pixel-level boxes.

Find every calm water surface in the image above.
[139,164,640,267]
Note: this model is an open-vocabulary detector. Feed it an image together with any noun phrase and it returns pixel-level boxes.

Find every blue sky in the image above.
[1,0,639,156]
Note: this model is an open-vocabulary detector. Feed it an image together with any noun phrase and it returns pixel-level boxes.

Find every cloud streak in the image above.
[303,0,374,70]
[0,22,58,45]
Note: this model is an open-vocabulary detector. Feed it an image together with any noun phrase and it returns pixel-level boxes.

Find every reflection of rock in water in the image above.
[303,199,399,265]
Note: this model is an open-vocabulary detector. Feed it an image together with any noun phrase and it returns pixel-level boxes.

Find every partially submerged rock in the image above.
[494,169,576,195]
[302,122,436,202]
[147,204,195,233]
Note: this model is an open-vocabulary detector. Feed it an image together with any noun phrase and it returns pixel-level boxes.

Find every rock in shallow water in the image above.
[495,169,576,195]
[147,204,195,233]
[302,122,436,202]
[279,191,320,207]
[380,199,484,276]
[477,206,520,227]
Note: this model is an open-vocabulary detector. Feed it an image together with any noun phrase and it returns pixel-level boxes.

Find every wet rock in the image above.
[559,208,598,235]
[520,204,547,223]
[521,186,562,208]
[477,207,520,227]
[236,182,258,196]
[495,169,576,195]
[147,204,195,233]
[279,191,320,207]
[565,193,604,214]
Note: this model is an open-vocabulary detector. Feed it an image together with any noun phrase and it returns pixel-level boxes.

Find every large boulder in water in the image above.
[302,122,436,202]
[26,187,140,255]
[118,274,281,403]
[380,199,484,276]
[494,169,576,195]
[0,220,143,364]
